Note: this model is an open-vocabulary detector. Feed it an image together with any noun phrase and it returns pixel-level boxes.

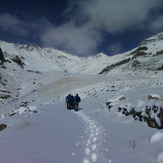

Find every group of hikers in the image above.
[65,94,81,111]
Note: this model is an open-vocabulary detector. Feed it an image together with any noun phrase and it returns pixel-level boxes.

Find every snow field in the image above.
[74,111,108,163]
[0,32,163,163]
[0,103,86,163]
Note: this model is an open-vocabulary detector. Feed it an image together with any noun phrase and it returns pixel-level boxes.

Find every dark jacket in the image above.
[74,95,81,102]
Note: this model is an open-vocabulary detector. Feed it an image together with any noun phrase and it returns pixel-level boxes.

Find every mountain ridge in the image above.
[1,32,162,75]
[0,40,110,74]
[0,32,162,114]
[0,33,163,163]
[99,32,163,74]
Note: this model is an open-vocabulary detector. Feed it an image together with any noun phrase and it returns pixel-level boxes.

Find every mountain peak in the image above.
[95,52,108,58]
[0,32,163,75]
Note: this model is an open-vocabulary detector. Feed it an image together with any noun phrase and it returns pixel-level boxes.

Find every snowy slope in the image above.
[0,41,112,74]
[0,32,163,163]
[0,77,163,163]
[0,32,163,75]
[99,32,163,74]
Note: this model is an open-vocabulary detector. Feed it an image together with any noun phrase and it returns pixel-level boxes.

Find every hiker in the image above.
[65,94,74,110]
[69,95,75,110]
[74,94,81,111]
[65,94,71,109]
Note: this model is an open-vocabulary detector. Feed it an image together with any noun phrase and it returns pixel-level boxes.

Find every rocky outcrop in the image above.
[157,65,163,70]
[105,94,163,129]
[99,58,131,74]
[0,47,5,64]
[117,105,163,129]
[12,55,25,68]
[148,94,161,100]
[0,124,7,131]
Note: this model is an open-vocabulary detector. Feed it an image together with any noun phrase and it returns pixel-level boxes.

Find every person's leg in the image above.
[76,102,79,110]
[67,102,70,109]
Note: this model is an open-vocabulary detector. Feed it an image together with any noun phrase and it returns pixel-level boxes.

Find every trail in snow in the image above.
[74,111,110,163]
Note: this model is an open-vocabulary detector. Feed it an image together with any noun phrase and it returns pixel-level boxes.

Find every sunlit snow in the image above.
[0,33,163,163]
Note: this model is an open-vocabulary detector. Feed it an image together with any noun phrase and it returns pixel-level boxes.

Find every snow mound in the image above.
[150,132,163,144]
[107,95,126,102]
[17,107,29,114]
[28,105,37,111]
[157,151,163,163]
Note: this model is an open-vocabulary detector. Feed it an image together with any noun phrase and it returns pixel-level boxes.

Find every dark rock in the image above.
[119,96,126,101]
[146,118,159,128]
[9,112,17,116]
[12,55,25,68]
[20,101,28,107]
[106,102,111,106]
[130,46,148,55]
[156,50,163,56]
[0,94,11,99]
[0,48,5,64]
[118,107,122,112]
[99,58,131,74]
[132,51,147,59]
[108,105,113,110]
[148,95,160,100]
[157,65,163,70]
[122,108,129,116]
[0,124,7,131]
[132,60,141,67]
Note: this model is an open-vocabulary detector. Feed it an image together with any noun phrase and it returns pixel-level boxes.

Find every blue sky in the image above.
[0,0,163,56]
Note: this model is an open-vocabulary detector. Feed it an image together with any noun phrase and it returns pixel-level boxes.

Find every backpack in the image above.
[69,95,74,103]
[75,96,81,102]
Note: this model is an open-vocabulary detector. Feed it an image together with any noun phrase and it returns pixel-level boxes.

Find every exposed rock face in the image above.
[99,32,163,74]
[0,124,7,131]
[132,60,141,67]
[148,94,161,100]
[105,93,163,129]
[12,55,25,68]
[0,47,5,63]
[99,58,131,74]
[119,96,126,101]
[117,105,163,129]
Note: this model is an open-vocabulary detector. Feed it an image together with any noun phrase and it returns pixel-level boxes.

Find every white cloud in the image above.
[0,0,162,56]
[41,0,163,56]
[69,0,162,33]
[41,21,102,56]
[149,15,163,31]
[0,13,28,37]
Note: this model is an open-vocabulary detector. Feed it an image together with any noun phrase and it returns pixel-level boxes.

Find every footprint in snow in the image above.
[74,111,107,163]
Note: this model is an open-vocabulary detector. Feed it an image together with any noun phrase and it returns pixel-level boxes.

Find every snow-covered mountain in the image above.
[0,32,163,163]
[0,31,162,112]
[1,32,162,74]
[99,32,163,74]
[0,32,162,108]
[0,40,111,74]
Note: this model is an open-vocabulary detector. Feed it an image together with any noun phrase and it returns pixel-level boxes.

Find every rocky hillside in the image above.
[0,32,162,112]
[99,32,163,74]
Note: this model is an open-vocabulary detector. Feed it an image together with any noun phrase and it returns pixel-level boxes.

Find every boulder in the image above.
[119,96,126,101]
[148,94,160,100]
[0,124,7,131]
